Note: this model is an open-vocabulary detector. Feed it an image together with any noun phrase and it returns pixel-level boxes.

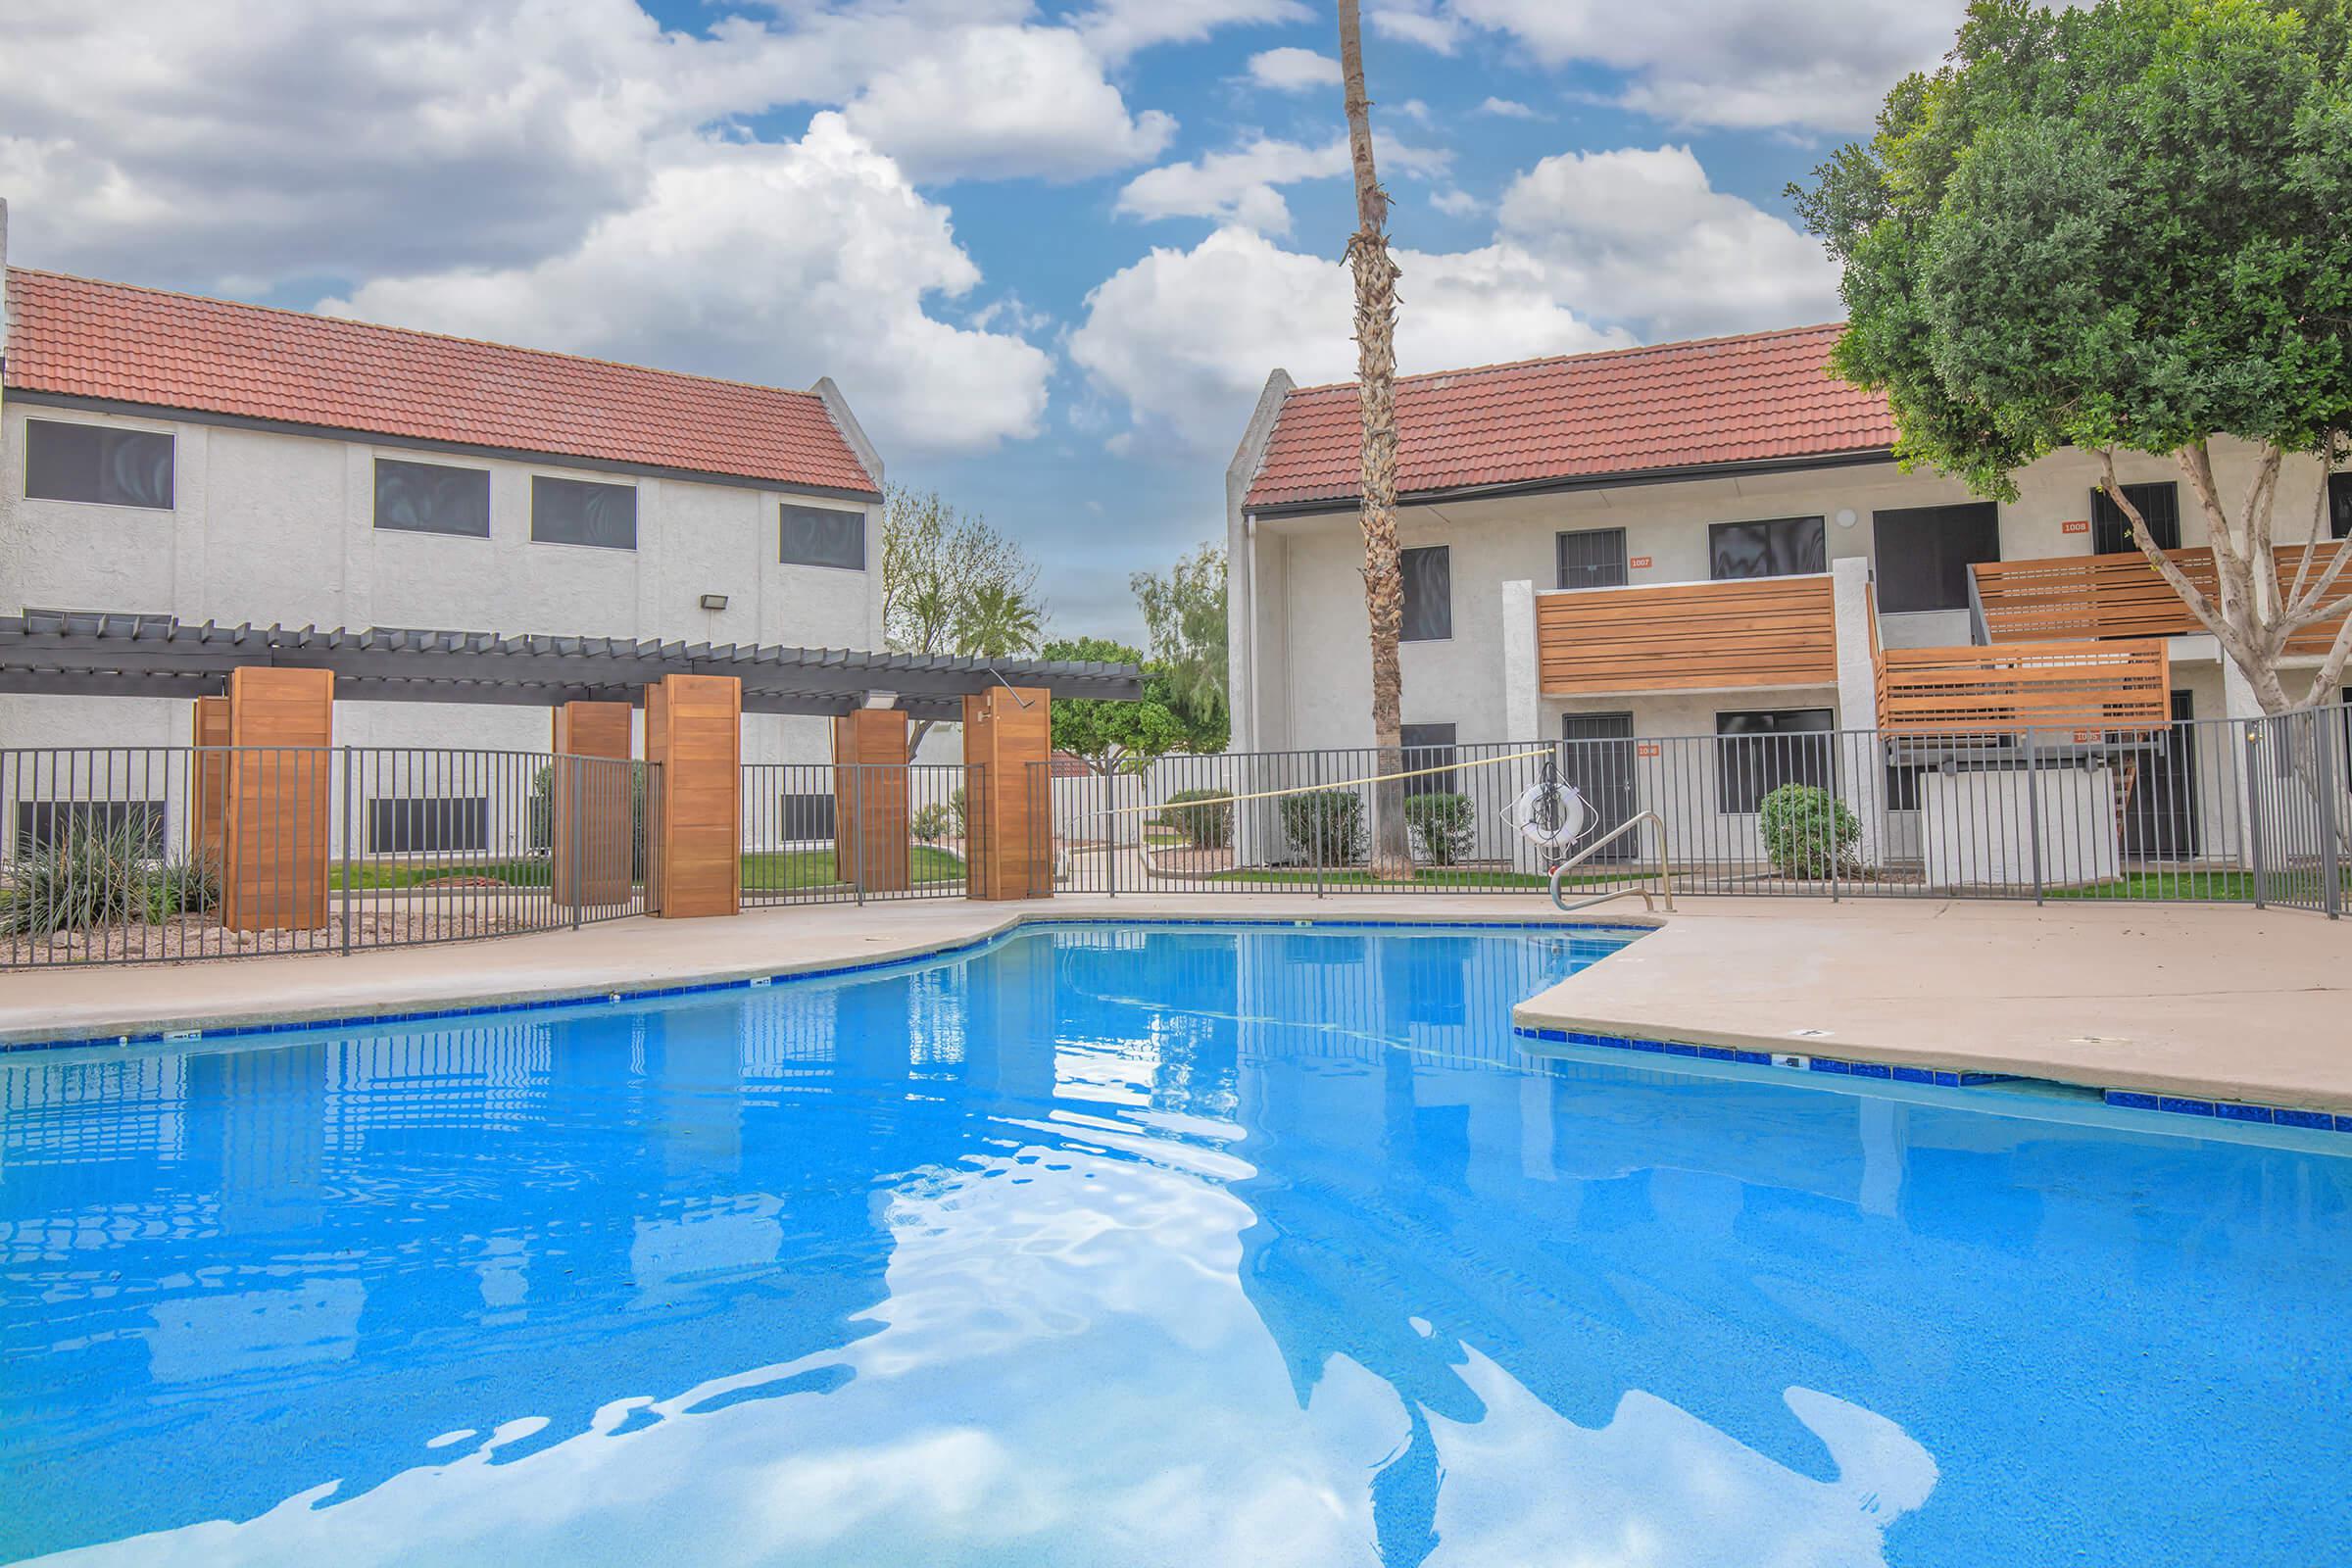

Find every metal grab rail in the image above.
[1548,810,1676,914]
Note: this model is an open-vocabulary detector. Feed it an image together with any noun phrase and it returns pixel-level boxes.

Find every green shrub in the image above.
[1157,787,1233,849]
[1758,783,1859,878]
[0,823,218,937]
[911,802,954,843]
[1402,791,1477,865]
[950,786,967,834]
[1280,789,1364,864]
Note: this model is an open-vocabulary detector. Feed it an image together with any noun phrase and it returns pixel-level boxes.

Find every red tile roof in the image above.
[1242,322,1894,510]
[2,269,879,495]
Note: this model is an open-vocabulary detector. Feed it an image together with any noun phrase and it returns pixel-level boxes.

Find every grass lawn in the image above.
[336,845,966,893]
[742,845,967,890]
[2046,868,2351,902]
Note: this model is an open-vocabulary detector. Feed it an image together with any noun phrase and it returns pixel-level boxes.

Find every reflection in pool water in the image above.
[1,923,2345,1565]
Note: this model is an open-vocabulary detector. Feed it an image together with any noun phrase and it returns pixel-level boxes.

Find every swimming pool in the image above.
[2,921,2346,1565]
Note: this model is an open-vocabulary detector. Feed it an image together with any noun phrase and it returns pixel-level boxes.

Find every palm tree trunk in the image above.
[1338,0,1411,881]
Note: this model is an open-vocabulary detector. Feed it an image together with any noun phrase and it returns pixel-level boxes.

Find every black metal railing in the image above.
[739,761,973,906]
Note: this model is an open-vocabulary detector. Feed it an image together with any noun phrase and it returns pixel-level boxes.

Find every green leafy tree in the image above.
[1792,0,2352,715]
[1131,543,1229,746]
[1043,636,1191,775]
[879,485,1047,755]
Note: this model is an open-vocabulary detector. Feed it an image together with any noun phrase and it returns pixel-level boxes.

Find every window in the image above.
[14,799,166,858]
[1873,502,2001,612]
[1709,516,1825,580]
[24,418,173,509]
[531,475,637,550]
[2329,472,2352,541]
[779,503,865,570]
[1884,763,1924,812]
[780,793,837,841]
[1400,546,1451,641]
[368,797,489,854]
[373,458,490,538]
[1399,722,1457,797]
[1555,528,1628,591]
[2090,481,2180,554]
[1716,708,1834,813]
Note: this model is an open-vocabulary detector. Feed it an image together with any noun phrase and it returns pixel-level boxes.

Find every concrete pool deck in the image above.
[0,895,2342,1114]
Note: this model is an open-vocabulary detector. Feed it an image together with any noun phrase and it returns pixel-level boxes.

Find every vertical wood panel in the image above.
[831,709,910,893]
[190,695,229,874]
[961,686,1052,901]
[220,666,333,932]
[552,701,634,908]
[650,674,741,918]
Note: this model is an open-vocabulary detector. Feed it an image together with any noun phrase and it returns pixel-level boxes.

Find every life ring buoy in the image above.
[1510,781,1592,852]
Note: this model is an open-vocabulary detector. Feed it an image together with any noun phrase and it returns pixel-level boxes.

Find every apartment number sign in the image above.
[2062,519,2091,534]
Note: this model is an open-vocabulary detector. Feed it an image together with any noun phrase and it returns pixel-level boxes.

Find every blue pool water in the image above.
[3,922,2348,1566]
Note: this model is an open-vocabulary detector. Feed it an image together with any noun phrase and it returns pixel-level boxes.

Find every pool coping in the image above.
[0,907,1656,1054]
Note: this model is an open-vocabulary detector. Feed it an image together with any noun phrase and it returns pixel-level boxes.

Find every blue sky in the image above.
[1,0,1971,641]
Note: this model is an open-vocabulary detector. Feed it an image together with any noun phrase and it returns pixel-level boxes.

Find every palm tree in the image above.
[956,580,1044,659]
[1338,0,1410,879]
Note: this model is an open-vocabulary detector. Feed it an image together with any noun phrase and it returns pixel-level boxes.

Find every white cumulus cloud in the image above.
[1245,47,1342,92]
[1114,133,1450,235]
[325,116,1053,456]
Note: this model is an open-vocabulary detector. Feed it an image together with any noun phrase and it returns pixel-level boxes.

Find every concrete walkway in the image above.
[0,894,2343,1114]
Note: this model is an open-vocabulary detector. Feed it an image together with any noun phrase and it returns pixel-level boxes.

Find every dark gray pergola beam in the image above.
[0,611,1143,713]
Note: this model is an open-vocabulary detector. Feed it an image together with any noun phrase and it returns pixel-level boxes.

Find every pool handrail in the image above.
[1548,810,1676,914]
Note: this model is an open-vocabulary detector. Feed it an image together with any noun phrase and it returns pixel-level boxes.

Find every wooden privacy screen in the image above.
[1875,640,2172,735]
[647,673,741,918]
[220,666,333,932]
[190,695,229,874]
[832,709,911,893]
[1973,547,2352,650]
[552,700,634,908]
[1537,575,1838,694]
[961,686,1053,901]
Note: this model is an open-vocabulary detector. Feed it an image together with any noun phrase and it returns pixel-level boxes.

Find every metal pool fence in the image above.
[1029,704,2352,915]
[739,761,974,906]
[0,746,649,967]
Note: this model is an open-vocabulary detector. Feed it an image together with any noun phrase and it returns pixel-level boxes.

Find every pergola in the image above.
[0,610,1143,719]
[0,609,1142,929]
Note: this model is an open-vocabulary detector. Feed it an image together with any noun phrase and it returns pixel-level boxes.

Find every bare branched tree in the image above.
[1337,0,1411,881]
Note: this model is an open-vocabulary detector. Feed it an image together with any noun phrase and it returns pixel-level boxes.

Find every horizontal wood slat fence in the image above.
[1875,640,2173,735]
[1537,574,1838,694]
[1974,547,2352,651]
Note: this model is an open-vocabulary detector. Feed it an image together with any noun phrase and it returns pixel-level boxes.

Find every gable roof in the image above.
[2,268,880,496]
[1242,322,1895,511]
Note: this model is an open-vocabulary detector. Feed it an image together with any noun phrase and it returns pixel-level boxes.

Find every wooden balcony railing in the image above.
[1875,640,2172,735]
[1536,574,1838,695]
[1971,547,2352,652]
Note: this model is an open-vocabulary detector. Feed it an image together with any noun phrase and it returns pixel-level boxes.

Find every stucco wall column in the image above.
[1832,557,1886,868]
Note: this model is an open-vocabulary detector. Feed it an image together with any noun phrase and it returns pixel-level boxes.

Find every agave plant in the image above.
[0,823,220,937]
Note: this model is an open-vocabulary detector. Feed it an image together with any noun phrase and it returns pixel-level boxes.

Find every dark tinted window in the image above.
[532,475,637,550]
[780,793,838,840]
[1874,502,2001,612]
[373,458,490,537]
[1555,527,1628,590]
[1709,516,1825,579]
[1399,722,1457,797]
[1401,546,1451,641]
[24,419,173,509]
[779,503,865,569]
[14,799,166,857]
[368,797,489,854]
[1716,708,1834,813]
[2329,472,2352,541]
[2091,481,2180,553]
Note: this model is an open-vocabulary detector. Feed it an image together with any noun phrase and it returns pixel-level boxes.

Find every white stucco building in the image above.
[1224,324,2352,877]
[0,224,886,785]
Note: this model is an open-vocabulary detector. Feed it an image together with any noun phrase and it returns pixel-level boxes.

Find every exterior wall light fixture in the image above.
[699,593,729,611]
